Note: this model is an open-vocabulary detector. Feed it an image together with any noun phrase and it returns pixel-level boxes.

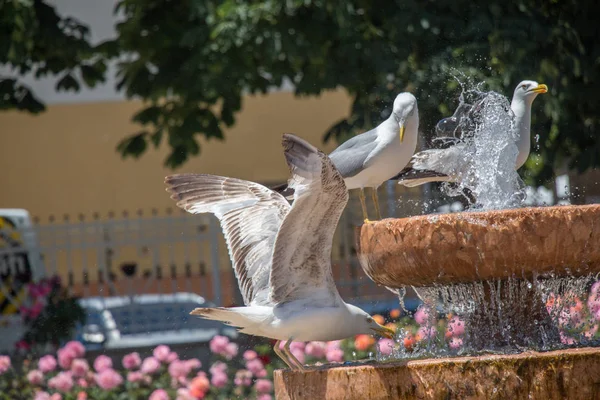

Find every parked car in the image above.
[75,292,238,352]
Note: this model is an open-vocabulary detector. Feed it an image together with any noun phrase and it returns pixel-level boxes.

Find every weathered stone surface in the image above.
[274,347,600,400]
[356,205,600,287]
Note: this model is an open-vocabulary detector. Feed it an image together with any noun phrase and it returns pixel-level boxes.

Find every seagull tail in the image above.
[190,307,252,328]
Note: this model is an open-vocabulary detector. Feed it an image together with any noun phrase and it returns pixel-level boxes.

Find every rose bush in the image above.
[3,280,600,399]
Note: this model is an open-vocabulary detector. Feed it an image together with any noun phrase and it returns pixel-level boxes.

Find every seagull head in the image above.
[513,80,548,103]
[347,304,395,339]
[392,92,419,142]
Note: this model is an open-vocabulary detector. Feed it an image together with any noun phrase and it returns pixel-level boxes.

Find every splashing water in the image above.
[437,81,525,210]
[377,275,600,362]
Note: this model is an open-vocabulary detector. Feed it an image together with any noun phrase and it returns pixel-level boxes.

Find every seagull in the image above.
[273,92,419,223]
[394,80,548,188]
[164,134,394,370]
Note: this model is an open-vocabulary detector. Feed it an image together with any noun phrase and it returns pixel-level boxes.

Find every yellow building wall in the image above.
[0,89,352,221]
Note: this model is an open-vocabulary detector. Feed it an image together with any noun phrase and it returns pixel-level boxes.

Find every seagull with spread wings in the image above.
[165,134,393,370]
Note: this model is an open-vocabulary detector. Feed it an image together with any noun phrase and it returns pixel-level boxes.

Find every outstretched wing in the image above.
[268,134,349,306]
[165,174,290,306]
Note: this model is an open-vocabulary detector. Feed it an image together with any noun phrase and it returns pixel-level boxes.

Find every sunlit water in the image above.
[435,81,525,210]
[376,275,600,362]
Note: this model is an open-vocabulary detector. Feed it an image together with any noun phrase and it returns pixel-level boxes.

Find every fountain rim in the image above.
[356,204,600,288]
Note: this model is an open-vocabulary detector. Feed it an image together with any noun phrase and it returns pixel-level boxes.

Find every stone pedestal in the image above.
[274,347,600,400]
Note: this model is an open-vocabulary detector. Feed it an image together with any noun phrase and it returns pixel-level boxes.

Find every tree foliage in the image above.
[1,0,599,183]
[0,0,108,113]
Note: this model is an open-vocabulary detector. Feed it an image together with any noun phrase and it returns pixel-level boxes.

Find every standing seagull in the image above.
[273,92,419,222]
[165,134,394,370]
[394,80,547,187]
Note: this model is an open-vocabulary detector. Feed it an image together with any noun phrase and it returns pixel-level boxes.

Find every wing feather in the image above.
[268,134,348,306]
[165,174,290,306]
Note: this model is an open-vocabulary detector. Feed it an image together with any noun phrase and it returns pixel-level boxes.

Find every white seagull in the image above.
[394,80,547,187]
[273,92,419,222]
[165,134,394,370]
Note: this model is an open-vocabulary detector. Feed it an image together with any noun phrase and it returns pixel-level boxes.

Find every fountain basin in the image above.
[357,205,600,287]
[274,347,600,400]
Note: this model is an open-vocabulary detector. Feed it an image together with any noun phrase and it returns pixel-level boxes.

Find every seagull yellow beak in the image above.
[532,84,548,94]
[399,125,405,143]
[371,325,395,339]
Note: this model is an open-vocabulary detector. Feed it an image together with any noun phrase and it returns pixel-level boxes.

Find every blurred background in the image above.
[0,0,598,358]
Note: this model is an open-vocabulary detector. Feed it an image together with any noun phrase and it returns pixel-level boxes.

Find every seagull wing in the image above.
[165,174,290,306]
[328,129,378,179]
[268,134,349,306]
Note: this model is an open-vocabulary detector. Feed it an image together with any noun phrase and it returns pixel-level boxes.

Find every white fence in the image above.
[0,179,573,317]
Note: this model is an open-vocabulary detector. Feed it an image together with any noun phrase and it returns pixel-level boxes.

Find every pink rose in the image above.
[417,325,437,340]
[209,361,227,374]
[93,355,113,372]
[71,359,90,377]
[149,389,169,400]
[77,378,88,388]
[413,306,431,326]
[166,351,178,363]
[64,341,85,358]
[176,388,196,400]
[326,348,344,363]
[127,371,144,383]
[448,337,464,350]
[210,371,228,388]
[255,368,267,378]
[209,335,229,354]
[38,355,57,373]
[326,340,341,351]
[258,395,272,400]
[27,369,44,385]
[255,379,273,394]
[141,357,161,374]
[50,394,62,400]
[168,360,191,379]
[447,316,466,337]
[378,338,395,356]
[234,369,252,387]
[77,392,87,400]
[305,342,327,359]
[243,350,257,361]
[48,371,74,392]
[185,358,201,370]
[0,356,11,374]
[57,348,76,369]
[245,358,264,376]
[122,352,141,370]
[34,392,51,400]
[94,368,123,390]
[153,345,171,362]
[224,342,238,360]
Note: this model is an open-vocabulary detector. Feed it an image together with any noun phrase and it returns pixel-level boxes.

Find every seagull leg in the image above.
[284,339,306,371]
[371,187,382,220]
[358,188,371,224]
[274,340,296,370]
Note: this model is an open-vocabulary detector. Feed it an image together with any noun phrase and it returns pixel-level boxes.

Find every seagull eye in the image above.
[521,84,528,90]
[366,317,373,323]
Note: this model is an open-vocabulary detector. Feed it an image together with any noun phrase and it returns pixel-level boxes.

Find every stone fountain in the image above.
[274,204,600,400]
[274,85,600,399]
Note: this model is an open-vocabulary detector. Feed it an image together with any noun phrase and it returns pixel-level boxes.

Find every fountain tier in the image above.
[274,347,600,400]
[275,205,600,398]
[357,205,600,287]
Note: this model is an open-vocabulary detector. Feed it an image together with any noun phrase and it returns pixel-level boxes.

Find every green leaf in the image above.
[116,132,148,158]
[55,73,80,92]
